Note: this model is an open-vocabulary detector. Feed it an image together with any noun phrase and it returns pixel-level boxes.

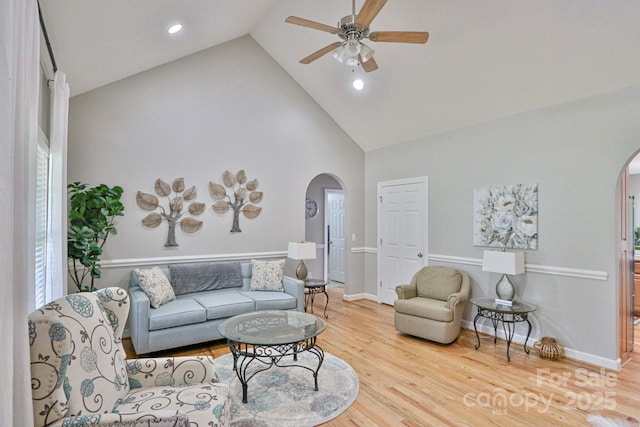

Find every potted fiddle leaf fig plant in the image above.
[67,182,125,292]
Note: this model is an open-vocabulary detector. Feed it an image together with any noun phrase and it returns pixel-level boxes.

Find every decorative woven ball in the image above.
[533,337,564,360]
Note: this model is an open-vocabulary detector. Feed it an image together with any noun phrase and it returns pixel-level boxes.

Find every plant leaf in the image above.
[180,217,203,233]
[249,191,263,204]
[155,179,171,197]
[222,170,236,188]
[183,186,196,201]
[243,204,262,219]
[188,202,205,215]
[142,213,162,228]
[136,191,159,211]
[209,182,227,200]
[212,201,230,214]
[172,177,185,193]
[236,170,247,184]
[235,188,246,202]
[246,179,258,191]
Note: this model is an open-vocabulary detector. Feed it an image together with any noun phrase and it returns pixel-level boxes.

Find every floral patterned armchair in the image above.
[28,287,230,427]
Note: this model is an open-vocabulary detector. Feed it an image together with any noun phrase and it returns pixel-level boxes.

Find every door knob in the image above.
[417,252,423,258]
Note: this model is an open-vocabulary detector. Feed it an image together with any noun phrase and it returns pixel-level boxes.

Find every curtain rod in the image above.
[37,1,58,73]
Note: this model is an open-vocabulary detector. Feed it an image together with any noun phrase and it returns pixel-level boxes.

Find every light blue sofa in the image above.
[129,261,305,354]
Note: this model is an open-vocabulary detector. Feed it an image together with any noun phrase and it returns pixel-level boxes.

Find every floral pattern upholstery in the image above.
[29,287,230,427]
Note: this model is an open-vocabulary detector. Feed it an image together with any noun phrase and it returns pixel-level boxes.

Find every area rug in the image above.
[587,414,640,427]
[214,351,359,427]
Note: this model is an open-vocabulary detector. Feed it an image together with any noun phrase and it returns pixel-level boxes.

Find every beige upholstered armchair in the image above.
[394,266,470,344]
[28,287,230,427]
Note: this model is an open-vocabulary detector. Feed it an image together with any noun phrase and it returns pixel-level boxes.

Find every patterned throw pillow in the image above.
[134,266,176,308]
[250,259,285,291]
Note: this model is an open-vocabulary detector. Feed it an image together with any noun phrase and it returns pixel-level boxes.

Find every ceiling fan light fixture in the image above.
[331,45,348,63]
[344,36,361,58]
[359,43,374,63]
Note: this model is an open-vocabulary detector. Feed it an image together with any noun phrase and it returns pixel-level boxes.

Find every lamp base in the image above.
[495,274,516,301]
[296,260,308,281]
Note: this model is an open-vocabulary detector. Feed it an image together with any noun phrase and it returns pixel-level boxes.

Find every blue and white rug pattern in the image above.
[214,351,359,427]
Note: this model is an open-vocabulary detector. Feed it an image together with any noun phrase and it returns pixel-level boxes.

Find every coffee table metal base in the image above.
[228,337,325,403]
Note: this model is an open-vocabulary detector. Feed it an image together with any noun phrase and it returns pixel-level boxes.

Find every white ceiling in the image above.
[39,0,640,152]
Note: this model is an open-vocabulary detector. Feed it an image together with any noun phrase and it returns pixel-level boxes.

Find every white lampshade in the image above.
[287,242,317,260]
[482,251,525,275]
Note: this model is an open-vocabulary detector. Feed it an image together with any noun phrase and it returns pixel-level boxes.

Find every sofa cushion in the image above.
[134,266,176,308]
[415,267,462,301]
[394,297,454,322]
[240,291,297,311]
[249,259,285,291]
[149,299,207,331]
[195,292,256,320]
[169,262,243,295]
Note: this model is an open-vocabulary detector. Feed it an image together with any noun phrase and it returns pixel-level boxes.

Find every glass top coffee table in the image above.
[218,310,326,403]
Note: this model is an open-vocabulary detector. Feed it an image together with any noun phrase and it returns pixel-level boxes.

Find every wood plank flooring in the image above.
[123,287,640,426]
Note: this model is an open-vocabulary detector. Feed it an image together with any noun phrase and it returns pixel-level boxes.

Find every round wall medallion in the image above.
[305,199,318,218]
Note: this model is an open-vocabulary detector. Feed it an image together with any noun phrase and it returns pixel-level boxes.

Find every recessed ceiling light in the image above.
[353,78,364,91]
[167,24,183,34]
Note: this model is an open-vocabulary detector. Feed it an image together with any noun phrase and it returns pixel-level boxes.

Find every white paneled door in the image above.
[326,190,345,283]
[378,177,428,305]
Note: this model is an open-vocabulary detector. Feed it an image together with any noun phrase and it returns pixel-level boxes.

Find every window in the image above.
[34,136,51,308]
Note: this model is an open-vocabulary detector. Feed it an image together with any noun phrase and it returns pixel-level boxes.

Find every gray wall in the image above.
[67,30,640,366]
[365,85,640,364]
[305,174,342,280]
[67,36,365,294]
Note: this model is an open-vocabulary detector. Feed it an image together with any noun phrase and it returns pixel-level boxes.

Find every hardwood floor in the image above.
[124,287,640,426]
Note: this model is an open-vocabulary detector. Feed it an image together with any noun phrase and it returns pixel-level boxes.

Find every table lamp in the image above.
[287,241,317,281]
[482,250,525,305]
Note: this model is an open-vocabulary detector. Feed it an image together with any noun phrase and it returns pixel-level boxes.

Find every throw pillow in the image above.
[134,266,176,308]
[250,259,285,292]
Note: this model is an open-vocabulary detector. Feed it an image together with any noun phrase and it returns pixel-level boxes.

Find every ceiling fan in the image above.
[285,0,429,72]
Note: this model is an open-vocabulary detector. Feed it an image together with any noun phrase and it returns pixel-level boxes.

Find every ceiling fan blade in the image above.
[360,55,378,72]
[299,42,342,64]
[369,31,429,44]
[356,0,388,27]
[285,16,339,34]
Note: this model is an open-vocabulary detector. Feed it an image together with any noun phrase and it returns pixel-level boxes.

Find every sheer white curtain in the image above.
[48,71,70,299]
[0,0,39,424]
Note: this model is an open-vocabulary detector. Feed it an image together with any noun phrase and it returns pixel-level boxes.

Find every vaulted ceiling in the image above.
[39,0,640,151]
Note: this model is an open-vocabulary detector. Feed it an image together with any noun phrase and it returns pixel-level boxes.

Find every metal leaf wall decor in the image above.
[209,169,262,232]
[137,178,204,247]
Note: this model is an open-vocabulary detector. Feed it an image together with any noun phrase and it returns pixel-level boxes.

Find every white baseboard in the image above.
[343,292,378,302]
[460,319,619,370]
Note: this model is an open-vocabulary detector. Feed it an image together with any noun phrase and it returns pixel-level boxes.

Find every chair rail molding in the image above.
[358,249,608,281]
[101,251,287,269]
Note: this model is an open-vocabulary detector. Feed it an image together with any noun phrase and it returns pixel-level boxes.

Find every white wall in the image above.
[365,85,640,366]
[67,36,365,293]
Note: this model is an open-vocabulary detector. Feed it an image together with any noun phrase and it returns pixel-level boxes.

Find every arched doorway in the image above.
[619,153,640,365]
[304,174,346,285]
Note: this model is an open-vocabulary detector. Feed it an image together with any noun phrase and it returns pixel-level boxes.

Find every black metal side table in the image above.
[304,279,329,318]
[470,298,537,362]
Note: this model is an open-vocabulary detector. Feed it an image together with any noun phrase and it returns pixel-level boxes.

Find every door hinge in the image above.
[379,196,382,203]
[379,281,382,287]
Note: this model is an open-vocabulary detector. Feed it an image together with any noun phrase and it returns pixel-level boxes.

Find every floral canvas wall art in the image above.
[473,183,538,250]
